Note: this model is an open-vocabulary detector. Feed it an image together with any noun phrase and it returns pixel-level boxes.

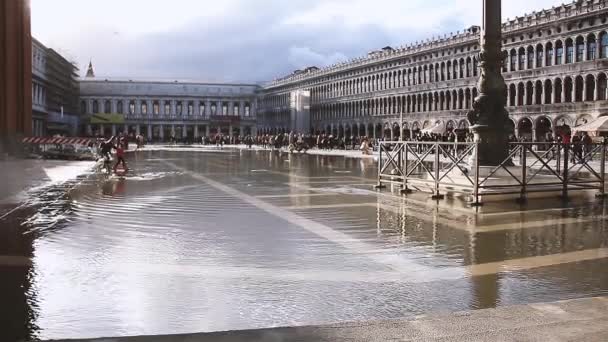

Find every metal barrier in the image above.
[377,141,607,204]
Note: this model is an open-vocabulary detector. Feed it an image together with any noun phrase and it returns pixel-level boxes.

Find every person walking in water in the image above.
[113,140,128,173]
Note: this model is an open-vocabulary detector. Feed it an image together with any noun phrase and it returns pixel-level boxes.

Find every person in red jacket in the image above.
[113,141,128,173]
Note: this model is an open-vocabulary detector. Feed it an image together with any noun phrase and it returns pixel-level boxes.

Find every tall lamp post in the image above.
[467,0,513,166]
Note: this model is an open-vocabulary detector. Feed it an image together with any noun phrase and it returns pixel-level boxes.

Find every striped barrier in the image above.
[22,137,95,145]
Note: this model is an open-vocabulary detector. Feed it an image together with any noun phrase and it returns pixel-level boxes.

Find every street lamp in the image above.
[467,0,514,166]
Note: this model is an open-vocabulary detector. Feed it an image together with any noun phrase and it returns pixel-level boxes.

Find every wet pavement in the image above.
[1,148,607,341]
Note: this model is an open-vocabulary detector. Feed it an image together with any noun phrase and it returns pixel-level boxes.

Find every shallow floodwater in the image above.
[2,148,608,340]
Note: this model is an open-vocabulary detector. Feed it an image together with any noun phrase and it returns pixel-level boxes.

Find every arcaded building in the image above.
[257,0,608,142]
[79,75,259,141]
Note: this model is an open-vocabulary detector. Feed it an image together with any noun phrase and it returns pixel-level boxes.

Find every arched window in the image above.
[564,78,573,103]
[176,101,183,115]
[527,46,534,69]
[556,40,564,64]
[536,44,544,68]
[545,42,553,66]
[187,101,194,116]
[518,47,526,70]
[566,39,574,64]
[92,100,99,114]
[585,75,595,101]
[526,82,533,105]
[117,100,123,114]
[575,76,584,102]
[601,32,608,59]
[222,104,228,115]
[544,80,552,104]
[233,104,240,116]
[153,101,160,115]
[472,57,478,76]
[141,101,148,115]
[199,102,206,116]
[555,79,563,104]
[576,36,584,62]
[80,100,87,114]
[535,81,543,105]
[509,84,516,106]
[164,101,171,115]
[510,50,517,71]
[129,100,135,115]
[587,34,597,60]
[245,103,251,116]
[598,74,607,101]
[517,83,525,106]
[104,100,111,114]
[459,59,464,78]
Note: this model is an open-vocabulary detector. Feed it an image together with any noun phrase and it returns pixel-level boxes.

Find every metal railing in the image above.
[377,141,607,204]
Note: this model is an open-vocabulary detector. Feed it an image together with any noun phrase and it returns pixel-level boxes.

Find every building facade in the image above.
[31,38,80,136]
[79,79,258,141]
[258,0,608,142]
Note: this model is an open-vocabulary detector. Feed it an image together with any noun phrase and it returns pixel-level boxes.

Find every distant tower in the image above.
[85,60,95,78]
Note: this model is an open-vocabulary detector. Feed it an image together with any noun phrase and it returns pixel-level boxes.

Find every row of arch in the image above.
[507,73,608,106]
[309,72,608,121]
[311,88,479,120]
[506,31,608,72]
[311,56,479,101]
[297,31,608,103]
[299,113,594,141]
[83,99,251,117]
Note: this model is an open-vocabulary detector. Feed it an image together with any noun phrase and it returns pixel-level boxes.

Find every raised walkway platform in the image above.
[49,296,608,342]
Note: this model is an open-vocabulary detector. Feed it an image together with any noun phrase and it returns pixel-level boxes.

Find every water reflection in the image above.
[0,149,607,340]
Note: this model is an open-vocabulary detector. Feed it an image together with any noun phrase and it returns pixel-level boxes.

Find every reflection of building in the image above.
[258,1,608,142]
[31,38,80,136]
[79,77,258,140]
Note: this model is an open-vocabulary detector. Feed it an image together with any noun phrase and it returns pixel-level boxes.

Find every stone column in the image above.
[159,124,164,140]
[205,125,210,137]
[594,80,598,101]
[136,125,141,135]
[0,0,32,154]
[467,0,512,166]
[171,100,177,117]
[583,80,587,102]
[205,99,211,117]
[147,125,152,140]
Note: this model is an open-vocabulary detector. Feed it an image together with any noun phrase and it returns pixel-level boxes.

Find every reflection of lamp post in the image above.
[467,0,513,166]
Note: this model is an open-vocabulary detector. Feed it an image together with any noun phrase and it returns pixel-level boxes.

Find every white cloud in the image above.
[31,0,563,82]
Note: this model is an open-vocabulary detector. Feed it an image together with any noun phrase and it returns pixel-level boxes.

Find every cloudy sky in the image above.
[32,0,561,83]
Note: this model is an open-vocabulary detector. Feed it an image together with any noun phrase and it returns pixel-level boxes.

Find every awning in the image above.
[572,116,608,136]
[22,137,95,145]
[421,122,446,134]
